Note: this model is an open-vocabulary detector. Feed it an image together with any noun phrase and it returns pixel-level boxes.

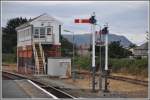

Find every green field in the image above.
[74,56,148,77]
[109,58,148,77]
[3,53,148,77]
[2,53,16,64]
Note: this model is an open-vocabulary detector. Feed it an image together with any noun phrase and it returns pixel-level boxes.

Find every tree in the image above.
[108,41,132,58]
[2,17,28,53]
[129,43,136,48]
[95,41,132,58]
[60,35,74,57]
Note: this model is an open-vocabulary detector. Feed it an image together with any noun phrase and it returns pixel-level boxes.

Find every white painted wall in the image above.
[31,14,62,45]
[17,26,32,47]
[53,23,61,45]
[47,58,71,77]
[17,14,62,47]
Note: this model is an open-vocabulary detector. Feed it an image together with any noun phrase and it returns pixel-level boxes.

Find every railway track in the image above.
[2,71,75,99]
[108,75,148,87]
[77,71,148,87]
[3,71,147,98]
[30,80,75,98]
[2,71,26,80]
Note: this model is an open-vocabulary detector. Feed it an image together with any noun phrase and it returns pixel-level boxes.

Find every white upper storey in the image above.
[16,13,62,47]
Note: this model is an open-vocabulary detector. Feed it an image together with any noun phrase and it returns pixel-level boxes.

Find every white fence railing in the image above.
[39,43,46,74]
[32,42,40,74]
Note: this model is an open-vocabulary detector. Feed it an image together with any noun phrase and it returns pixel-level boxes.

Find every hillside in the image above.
[62,34,133,47]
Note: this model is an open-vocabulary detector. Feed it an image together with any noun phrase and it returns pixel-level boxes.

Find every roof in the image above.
[134,42,148,50]
[16,13,62,30]
[48,57,71,59]
[29,13,47,22]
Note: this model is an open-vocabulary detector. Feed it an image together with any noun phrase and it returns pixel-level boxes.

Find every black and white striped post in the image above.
[103,24,109,92]
[74,12,97,92]
[90,12,97,92]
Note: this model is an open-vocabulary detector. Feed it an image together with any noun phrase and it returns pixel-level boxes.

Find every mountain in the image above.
[62,33,133,47]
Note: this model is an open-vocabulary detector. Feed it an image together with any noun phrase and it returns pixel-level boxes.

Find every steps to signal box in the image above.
[35,44,45,74]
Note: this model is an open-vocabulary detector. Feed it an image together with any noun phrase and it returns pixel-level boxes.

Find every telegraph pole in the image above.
[105,26,108,71]
[63,30,76,80]
[99,26,102,91]
[72,31,75,81]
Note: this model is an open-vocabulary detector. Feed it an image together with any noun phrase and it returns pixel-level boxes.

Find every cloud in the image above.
[1,1,149,45]
[110,29,147,45]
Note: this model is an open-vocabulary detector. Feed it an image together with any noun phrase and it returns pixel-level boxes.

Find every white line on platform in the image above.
[27,80,59,99]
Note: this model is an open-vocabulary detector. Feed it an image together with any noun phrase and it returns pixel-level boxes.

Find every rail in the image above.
[108,75,148,87]
[31,80,75,98]
[2,71,75,99]
[2,71,26,80]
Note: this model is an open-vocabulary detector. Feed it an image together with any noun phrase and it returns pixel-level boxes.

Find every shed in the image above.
[47,57,71,78]
[133,42,148,58]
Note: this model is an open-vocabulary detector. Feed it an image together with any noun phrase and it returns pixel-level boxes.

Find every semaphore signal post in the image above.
[74,12,109,92]
[75,12,98,92]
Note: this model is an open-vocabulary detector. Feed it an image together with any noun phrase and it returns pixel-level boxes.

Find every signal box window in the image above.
[40,27,45,38]
[47,27,52,35]
[34,28,39,38]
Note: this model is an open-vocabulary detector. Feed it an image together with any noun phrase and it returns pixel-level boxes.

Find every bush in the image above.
[109,58,148,77]
[72,55,148,77]
[74,56,91,70]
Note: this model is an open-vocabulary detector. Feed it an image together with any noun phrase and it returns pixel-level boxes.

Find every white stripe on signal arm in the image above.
[79,19,82,23]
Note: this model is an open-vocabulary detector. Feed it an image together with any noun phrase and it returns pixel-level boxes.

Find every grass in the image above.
[74,55,148,77]
[3,52,148,77]
[74,56,91,70]
[109,58,148,77]
[2,53,16,64]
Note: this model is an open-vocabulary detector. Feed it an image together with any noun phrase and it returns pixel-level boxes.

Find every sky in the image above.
[1,1,149,45]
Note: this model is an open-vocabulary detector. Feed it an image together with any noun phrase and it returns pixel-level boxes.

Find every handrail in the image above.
[39,43,46,74]
[32,42,39,74]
